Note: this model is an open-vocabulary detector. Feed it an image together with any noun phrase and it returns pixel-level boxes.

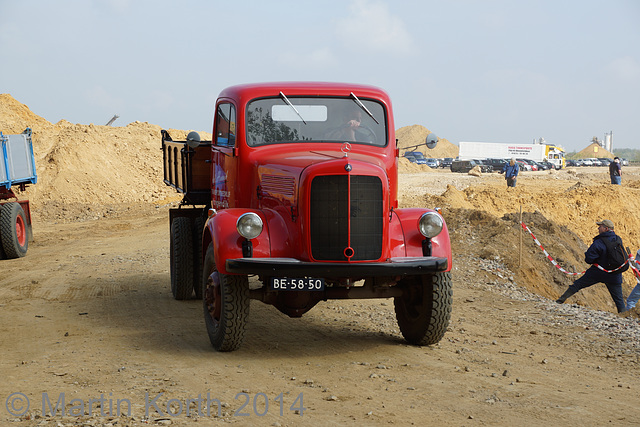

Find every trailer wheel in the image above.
[192,216,205,299]
[394,272,452,346]
[202,243,249,351]
[170,216,194,300]
[0,202,28,259]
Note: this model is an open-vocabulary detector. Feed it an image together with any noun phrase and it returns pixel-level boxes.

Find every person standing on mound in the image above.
[502,158,519,188]
[609,157,622,185]
[556,219,626,313]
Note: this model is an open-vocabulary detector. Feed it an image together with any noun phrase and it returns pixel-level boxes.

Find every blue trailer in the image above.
[0,128,37,258]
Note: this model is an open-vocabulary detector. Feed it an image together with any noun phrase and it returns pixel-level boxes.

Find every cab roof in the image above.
[217,82,392,106]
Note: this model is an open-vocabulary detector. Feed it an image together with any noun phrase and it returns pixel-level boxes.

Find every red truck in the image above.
[162,82,452,351]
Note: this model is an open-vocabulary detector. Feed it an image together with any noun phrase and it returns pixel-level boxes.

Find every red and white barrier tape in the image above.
[520,222,637,276]
[631,262,640,281]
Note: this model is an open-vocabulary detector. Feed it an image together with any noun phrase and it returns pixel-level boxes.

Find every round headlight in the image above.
[418,212,443,238]
[236,213,263,239]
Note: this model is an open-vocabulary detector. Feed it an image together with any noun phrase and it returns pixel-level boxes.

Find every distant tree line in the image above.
[612,148,640,162]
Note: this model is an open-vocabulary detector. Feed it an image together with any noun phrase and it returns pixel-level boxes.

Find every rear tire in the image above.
[394,272,452,346]
[0,202,28,259]
[202,243,249,351]
[192,216,205,299]
[170,216,194,300]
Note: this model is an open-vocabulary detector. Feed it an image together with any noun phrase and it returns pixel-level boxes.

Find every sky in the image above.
[1,0,639,152]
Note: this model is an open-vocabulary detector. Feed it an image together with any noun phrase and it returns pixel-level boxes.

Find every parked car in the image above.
[531,160,550,171]
[486,158,508,171]
[516,159,537,171]
[597,157,612,166]
[404,151,427,164]
[538,161,557,170]
[472,159,494,173]
[622,158,629,166]
[516,160,532,171]
[451,159,480,173]
[440,157,453,168]
[425,158,439,168]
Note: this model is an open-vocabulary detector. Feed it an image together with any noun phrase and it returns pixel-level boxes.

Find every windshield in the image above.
[246,96,387,147]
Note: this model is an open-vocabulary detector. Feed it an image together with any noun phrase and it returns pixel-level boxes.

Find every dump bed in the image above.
[0,129,37,190]
[161,130,211,206]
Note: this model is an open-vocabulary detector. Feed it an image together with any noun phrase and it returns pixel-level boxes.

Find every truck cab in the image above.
[163,82,452,351]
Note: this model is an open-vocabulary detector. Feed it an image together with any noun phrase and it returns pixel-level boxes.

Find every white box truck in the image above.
[458,141,565,169]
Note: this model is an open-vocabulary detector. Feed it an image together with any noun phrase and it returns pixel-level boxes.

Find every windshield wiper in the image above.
[350,92,380,124]
[279,91,307,124]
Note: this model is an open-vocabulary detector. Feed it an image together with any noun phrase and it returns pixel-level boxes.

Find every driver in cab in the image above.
[325,108,364,142]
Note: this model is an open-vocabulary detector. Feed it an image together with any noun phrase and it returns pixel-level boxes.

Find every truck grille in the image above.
[310,175,383,261]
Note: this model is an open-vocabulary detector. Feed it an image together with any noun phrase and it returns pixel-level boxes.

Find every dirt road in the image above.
[1,169,639,426]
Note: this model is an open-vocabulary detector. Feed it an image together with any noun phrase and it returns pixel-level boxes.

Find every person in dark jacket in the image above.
[502,158,519,188]
[556,219,626,312]
[609,157,622,185]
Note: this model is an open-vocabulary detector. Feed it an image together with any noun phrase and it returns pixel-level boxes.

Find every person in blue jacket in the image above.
[556,219,626,312]
[626,249,640,310]
[502,158,519,187]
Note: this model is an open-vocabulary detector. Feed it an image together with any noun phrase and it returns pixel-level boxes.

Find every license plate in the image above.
[269,277,325,291]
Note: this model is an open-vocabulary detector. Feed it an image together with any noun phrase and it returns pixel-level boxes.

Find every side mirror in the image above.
[425,133,438,149]
[186,131,201,149]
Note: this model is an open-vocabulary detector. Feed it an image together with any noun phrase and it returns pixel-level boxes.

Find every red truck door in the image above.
[211,101,237,209]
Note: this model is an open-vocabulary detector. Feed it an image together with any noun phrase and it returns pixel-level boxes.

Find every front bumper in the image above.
[226,256,448,277]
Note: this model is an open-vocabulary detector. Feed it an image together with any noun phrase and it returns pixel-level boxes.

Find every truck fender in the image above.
[206,208,290,275]
[391,208,452,272]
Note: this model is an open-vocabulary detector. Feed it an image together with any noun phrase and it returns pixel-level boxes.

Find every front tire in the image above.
[394,272,452,346]
[202,243,249,351]
[170,217,194,300]
[0,202,28,259]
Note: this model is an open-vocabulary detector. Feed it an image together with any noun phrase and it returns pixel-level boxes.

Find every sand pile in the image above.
[415,177,640,313]
[424,181,640,246]
[396,124,459,159]
[0,94,54,133]
[1,94,212,220]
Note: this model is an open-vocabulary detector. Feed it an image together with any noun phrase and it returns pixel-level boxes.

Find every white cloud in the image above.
[334,0,414,55]
[607,56,640,82]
